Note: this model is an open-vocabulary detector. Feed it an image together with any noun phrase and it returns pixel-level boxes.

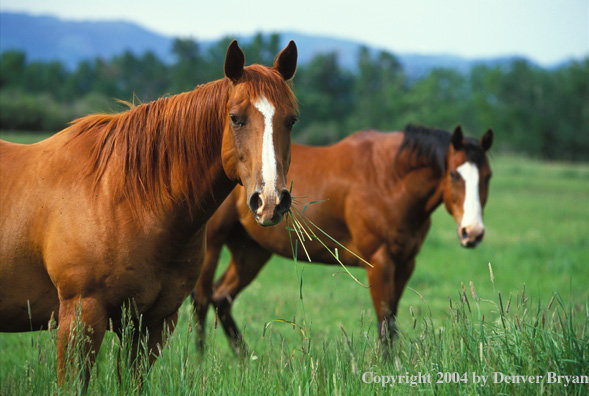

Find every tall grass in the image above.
[1,277,586,395]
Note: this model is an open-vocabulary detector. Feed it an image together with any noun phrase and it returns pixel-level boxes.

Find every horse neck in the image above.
[153,81,237,224]
[78,79,235,228]
[393,149,446,216]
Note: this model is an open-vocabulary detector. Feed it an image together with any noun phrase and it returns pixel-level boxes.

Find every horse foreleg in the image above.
[365,250,397,348]
[56,296,107,389]
[366,247,416,354]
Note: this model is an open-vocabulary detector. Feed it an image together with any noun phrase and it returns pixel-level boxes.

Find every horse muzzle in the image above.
[458,224,485,248]
[248,188,291,226]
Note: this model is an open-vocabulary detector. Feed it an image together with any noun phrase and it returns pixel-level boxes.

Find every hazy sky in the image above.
[2,0,588,65]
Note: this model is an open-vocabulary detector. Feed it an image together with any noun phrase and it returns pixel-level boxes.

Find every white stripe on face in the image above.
[254,96,277,192]
[457,161,483,229]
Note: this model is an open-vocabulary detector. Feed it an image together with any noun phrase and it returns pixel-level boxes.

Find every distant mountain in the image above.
[278,32,526,78]
[0,12,529,79]
[0,12,175,67]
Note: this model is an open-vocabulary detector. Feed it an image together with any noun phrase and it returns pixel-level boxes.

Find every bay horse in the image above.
[0,40,298,385]
[193,124,493,352]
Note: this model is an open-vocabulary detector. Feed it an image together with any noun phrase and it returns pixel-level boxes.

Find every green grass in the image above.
[1,134,588,395]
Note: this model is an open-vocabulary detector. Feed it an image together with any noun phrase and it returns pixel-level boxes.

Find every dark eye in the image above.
[286,115,298,129]
[450,171,460,182]
[229,114,244,127]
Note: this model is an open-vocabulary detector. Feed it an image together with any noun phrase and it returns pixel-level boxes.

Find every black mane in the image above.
[396,124,487,176]
[396,124,451,174]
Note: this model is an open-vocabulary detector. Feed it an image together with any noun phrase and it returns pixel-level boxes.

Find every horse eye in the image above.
[229,114,244,127]
[286,116,298,129]
[450,171,460,182]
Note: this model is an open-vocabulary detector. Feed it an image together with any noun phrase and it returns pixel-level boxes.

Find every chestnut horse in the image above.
[0,40,298,384]
[193,124,493,351]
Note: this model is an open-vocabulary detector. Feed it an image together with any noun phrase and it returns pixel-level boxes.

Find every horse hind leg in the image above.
[116,309,178,388]
[193,197,242,352]
[211,241,272,355]
[192,240,223,352]
[191,288,209,352]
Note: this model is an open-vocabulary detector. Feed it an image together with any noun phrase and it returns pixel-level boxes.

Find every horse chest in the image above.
[385,218,431,261]
[94,227,206,318]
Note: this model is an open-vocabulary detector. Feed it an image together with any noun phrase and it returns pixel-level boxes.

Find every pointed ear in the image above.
[451,125,464,150]
[273,40,297,81]
[480,128,494,151]
[224,40,245,83]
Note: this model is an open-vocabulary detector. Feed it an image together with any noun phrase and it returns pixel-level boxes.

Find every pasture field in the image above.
[1,132,588,395]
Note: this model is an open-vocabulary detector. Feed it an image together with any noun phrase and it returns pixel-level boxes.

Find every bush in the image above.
[0,90,116,132]
[0,90,69,131]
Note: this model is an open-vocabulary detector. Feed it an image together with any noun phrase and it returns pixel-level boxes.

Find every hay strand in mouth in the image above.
[286,213,312,262]
[285,195,373,288]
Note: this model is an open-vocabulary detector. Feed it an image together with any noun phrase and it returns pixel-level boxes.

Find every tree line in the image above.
[1,33,587,161]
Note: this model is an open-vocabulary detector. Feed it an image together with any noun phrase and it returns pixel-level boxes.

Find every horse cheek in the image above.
[221,133,240,183]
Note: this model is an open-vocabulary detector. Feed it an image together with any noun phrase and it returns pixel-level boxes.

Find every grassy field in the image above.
[1,132,588,395]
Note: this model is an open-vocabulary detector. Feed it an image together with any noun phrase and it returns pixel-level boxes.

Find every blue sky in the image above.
[2,0,588,66]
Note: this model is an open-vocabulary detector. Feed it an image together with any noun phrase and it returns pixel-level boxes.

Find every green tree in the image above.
[349,46,405,131]
[469,64,503,134]
[492,59,560,158]
[201,37,234,82]
[294,52,354,144]
[108,50,168,101]
[547,59,589,160]
[403,68,470,131]
[16,60,67,97]
[135,51,168,100]
[1,34,587,161]
[170,38,206,94]
[0,50,26,88]
[243,33,281,66]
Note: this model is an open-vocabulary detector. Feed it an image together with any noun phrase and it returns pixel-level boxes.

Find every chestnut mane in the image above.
[65,65,297,212]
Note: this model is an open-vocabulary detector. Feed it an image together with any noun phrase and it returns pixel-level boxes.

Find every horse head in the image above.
[221,40,298,226]
[443,126,493,248]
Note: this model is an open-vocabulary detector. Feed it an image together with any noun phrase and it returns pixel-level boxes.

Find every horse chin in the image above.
[254,212,285,227]
[459,239,479,249]
[251,201,287,227]
[458,234,484,249]
[456,223,485,249]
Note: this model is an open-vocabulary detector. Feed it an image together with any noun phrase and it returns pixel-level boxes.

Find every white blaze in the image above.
[254,96,277,193]
[457,161,483,229]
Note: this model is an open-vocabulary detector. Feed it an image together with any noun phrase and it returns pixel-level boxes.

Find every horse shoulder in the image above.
[341,139,430,264]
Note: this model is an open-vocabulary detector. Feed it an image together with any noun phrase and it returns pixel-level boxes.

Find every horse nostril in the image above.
[249,191,263,214]
[476,231,485,242]
[461,227,469,238]
[276,189,292,215]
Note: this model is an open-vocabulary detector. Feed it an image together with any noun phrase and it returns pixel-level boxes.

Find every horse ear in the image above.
[273,40,297,81]
[451,125,464,150]
[224,40,245,83]
[480,128,494,151]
